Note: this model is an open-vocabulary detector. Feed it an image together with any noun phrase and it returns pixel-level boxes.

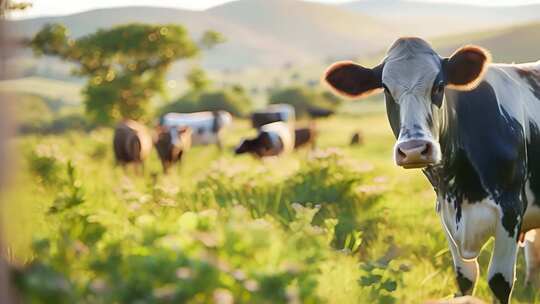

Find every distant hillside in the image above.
[7,0,395,71]
[343,0,540,37]
[7,0,540,83]
[433,22,540,63]
[0,77,82,104]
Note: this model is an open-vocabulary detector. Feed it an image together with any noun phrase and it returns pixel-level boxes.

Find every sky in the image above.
[8,0,540,19]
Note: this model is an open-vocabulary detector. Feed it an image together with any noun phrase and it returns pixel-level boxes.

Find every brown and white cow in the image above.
[113,120,153,172]
[324,37,540,303]
[159,111,232,149]
[154,125,192,173]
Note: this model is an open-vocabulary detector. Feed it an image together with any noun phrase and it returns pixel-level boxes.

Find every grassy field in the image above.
[2,110,539,303]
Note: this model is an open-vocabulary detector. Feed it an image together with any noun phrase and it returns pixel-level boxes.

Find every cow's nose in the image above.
[395,140,436,168]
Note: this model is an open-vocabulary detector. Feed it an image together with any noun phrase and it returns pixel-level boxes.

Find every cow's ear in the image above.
[323,61,383,99]
[444,45,491,91]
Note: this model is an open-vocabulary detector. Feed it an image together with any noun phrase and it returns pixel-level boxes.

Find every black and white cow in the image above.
[235,121,294,158]
[159,111,232,149]
[324,37,540,303]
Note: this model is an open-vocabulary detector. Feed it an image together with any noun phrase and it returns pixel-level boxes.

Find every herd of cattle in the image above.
[113,104,329,173]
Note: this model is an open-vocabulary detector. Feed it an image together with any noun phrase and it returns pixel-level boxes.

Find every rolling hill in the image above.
[343,0,540,37]
[7,0,395,71]
[433,22,540,63]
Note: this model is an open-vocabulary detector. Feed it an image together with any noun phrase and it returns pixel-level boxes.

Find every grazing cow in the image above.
[324,37,540,303]
[113,120,153,172]
[307,106,334,119]
[154,126,192,173]
[160,111,232,149]
[235,121,294,158]
[350,131,364,146]
[294,125,317,149]
[251,104,295,129]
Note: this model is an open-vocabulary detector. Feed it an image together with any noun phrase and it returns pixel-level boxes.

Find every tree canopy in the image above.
[30,23,204,124]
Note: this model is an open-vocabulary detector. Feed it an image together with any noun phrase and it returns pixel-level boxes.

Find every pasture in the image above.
[3,107,539,303]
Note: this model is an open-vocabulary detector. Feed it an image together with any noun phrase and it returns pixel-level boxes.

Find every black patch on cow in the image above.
[425,81,526,236]
[236,131,284,158]
[431,72,445,108]
[516,67,540,100]
[384,89,400,138]
[455,267,473,295]
[113,124,142,164]
[453,82,525,195]
[211,111,223,133]
[489,273,511,304]
[294,127,316,149]
[528,123,540,208]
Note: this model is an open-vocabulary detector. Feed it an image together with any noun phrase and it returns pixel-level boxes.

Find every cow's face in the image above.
[324,37,490,169]
[155,126,191,172]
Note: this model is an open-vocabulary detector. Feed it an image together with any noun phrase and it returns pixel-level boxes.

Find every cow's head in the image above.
[155,126,192,173]
[324,37,490,169]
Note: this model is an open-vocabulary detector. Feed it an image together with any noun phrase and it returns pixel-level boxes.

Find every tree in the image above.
[186,66,211,92]
[199,30,226,50]
[30,23,201,124]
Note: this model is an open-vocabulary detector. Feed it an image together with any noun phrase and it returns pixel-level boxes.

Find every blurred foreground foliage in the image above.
[12,146,407,303]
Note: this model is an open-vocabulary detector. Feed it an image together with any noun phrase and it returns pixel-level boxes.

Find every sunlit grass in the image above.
[2,112,537,303]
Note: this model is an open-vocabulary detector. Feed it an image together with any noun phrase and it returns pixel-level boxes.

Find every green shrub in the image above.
[160,86,252,117]
[15,161,332,303]
[27,144,65,187]
[269,86,342,117]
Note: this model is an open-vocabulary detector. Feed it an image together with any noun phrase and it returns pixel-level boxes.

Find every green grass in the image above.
[2,111,538,303]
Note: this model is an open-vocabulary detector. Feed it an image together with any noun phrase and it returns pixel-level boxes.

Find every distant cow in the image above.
[307,106,334,119]
[160,111,232,149]
[294,125,317,149]
[113,120,153,172]
[154,126,192,173]
[251,104,295,129]
[350,131,364,146]
[235,122,294,158]
[324,36,540,303]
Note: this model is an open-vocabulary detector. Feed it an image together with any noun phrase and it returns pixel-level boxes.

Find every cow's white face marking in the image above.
[382,39,444,167]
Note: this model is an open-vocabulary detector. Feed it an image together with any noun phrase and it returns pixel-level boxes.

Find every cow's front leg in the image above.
[441,218,479,296]
[488,216,520,304]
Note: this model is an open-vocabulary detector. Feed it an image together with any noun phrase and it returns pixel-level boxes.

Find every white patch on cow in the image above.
[124,120,153,159]
[260,121,294,154]
[440,197,498,260]
[161,111,232,146]
[438,198,479,292]
[486,63,540,141]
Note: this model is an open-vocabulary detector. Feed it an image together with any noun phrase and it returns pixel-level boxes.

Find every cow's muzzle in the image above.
[394,139,439,169]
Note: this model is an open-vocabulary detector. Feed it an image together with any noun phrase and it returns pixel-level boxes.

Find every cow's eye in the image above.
[434,82,444,94]
[431,81,444,107]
